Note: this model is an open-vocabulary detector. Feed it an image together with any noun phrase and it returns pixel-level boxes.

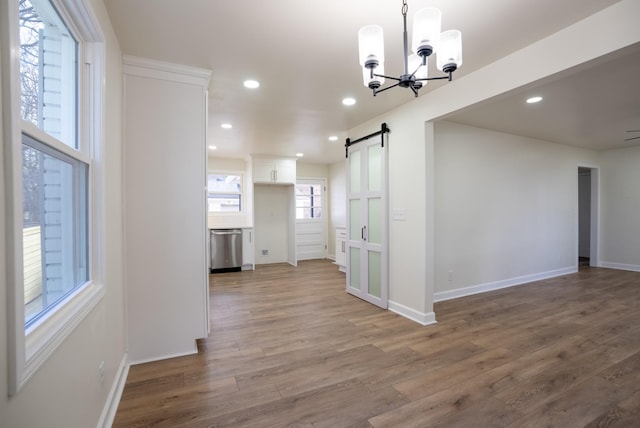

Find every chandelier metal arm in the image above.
[372,82,402,96]
[414,71,453,82]
[372,71,452,82]
[372,73,402,81]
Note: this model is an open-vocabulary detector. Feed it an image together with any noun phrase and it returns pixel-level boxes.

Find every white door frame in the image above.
[295,177,328,260]
[577,164,600,267]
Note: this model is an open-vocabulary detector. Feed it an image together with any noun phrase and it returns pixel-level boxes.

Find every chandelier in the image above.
[358,0,462,97]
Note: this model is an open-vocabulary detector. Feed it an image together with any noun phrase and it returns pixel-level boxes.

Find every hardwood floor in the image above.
[113,260,640,427]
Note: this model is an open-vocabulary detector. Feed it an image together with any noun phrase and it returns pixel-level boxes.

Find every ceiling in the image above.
[104,0,638,164]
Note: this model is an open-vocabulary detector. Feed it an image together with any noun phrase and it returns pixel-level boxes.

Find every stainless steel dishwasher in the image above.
[210,229,242,272]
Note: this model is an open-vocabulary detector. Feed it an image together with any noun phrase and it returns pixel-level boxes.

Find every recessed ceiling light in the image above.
[243,80,260,89]
[526,96,543,104]
[342,97,356,106]
[221,123,232,129]
[296,153,304,157]
[328,136,338,141]
[208,145,217,150]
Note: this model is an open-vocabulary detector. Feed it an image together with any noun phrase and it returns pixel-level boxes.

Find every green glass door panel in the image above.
[368,197,382,245]
[349,248,361,290]
[368,143,382,192]
[349,150,361,193]
[368,251,381,298]
[349,199,360,239]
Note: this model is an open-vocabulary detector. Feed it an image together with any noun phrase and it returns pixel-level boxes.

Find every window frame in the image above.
[295,181,324,221]
[207,170,243,214]
[2,0,106,395]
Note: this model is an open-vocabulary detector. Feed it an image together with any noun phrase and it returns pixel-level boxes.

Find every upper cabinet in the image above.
[252,156,296,184]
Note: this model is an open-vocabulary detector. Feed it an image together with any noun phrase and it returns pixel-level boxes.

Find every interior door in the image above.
[346,138,387,308]
[295,179,327,260]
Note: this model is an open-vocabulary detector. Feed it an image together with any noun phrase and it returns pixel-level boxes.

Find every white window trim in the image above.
[2,0,106,395]
[295,178,325,222]
[208,169,244,215]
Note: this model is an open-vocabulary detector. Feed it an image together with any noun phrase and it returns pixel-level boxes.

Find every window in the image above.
[19,0,88,328]
[4,0,105,394]
[296,183,323,220]
[20,0,78,148]
[208,173,242,212]
[22,135,88,327]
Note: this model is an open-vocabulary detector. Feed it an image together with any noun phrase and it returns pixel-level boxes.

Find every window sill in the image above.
[13,281,105,394]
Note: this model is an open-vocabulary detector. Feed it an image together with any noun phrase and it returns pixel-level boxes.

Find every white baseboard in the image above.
[433,266,577,303]
[97,353,129,428]
[388,300,437,326]
[600,262,640,272]
[128,348,198,366]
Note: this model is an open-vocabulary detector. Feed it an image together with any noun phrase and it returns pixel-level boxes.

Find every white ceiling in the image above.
[104,0,638,164]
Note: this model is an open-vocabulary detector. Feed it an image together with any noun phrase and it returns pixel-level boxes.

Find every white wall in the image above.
[0,0,127,426]
[254,184,292,264]
[328,161,346,258]
[600,145,640,270]
[209,157,246,171]
[123,59,209,363]
[297,162,328,178]
[433,121,599,298]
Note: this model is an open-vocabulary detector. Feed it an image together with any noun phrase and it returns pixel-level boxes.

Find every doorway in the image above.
[578,166,599,267]
[295,179,327,260]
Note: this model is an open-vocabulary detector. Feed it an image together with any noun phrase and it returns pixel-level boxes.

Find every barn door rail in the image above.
[345,123,390,158]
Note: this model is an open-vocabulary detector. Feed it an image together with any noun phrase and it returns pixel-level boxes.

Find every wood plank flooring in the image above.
[113,260,640,427]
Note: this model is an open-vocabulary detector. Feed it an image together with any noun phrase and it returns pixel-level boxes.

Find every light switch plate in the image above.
[392,208,406,221]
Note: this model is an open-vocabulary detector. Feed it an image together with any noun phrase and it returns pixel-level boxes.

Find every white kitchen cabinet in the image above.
[242,228,255,270]
[252,157,296,184]
[335,227,346,272]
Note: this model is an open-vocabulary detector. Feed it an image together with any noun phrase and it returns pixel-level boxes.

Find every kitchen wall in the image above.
[254,184,292,264]
[297,162,329,178]
[208,159,335,262]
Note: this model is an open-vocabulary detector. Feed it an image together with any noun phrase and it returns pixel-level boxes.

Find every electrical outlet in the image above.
[261,249,269,256]
[447,271,453,282]
[98,361,105,386]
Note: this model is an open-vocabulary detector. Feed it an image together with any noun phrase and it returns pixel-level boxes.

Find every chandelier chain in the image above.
[402,0,408,17]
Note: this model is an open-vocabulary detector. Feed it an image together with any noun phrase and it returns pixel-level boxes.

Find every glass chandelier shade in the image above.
[411,7,441,57]
[436,29,463,72]
[358,25,385,68]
